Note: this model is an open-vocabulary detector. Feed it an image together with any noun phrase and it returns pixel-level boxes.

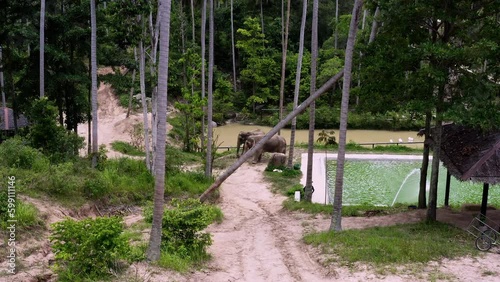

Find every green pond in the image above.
[326,160,500,207]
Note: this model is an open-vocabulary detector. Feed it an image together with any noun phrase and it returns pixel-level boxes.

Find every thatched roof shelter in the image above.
[439,124,500,185]
[0,107,29,131]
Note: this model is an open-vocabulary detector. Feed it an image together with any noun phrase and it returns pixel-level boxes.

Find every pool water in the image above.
[326,160,500,206]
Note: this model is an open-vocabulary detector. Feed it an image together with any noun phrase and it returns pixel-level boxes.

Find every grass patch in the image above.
[263,166,302,195]
[283,199,411,216]
[296,141,422,154]
[304,221,476,265]
[111,141,145,157]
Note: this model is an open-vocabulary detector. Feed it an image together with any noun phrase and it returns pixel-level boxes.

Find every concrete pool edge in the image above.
[300,153,427,204]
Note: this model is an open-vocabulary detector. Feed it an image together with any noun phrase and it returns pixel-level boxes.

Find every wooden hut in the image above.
[0,107,29,138]
[439,124,500,215]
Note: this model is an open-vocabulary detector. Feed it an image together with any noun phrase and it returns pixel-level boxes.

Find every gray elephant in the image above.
[236,129,265,157]
[245,135,287,164]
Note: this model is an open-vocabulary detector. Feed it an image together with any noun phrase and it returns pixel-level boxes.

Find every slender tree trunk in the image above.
[40,0,45,98]
[149,6,161,172]
[334,0,338,49]
[230,0,237,92]
[199,70,345,202]
[205,0,214,177]
[278,0,291,136]
[200,0,207,153]
[126,47,138,118]
[418,111,431,209]
[330,0,363,232]
[90,0,98,168]
[191,0,195,43]
[427,86,445,221]
[304,0,319,202]
[369,6,380,44]
[287,0,308,168]
[260,0,265,35]
[139,40,151,170]
[180,1,187,88]
[147,0,171,262]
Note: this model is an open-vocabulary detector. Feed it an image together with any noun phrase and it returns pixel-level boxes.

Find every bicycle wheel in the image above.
[475,235,492,251]
[483,229,498,242]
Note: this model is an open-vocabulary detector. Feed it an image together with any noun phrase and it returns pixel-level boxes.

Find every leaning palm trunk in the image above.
[147,0,172,262]
[330,0,363,232]
[304,0,319,202]
[199,70,345,202]
[287,0,308,168]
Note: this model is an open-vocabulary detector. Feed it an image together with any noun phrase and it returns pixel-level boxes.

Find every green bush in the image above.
[26,98,84,163]
[144,199,222,267]
[83,174,110,199]
[50,216,130,280]
[0,137,49,170]
[166,172,214,196]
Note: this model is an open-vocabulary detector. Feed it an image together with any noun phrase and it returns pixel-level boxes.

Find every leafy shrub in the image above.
[50,216,130,280]
[0,137,49,170]
[144,199,222,265]
[83,174,110,199]
[26,98,84,163]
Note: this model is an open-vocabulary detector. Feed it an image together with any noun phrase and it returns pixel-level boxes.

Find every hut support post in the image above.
[480,183,489,216]
[444,170,451,207]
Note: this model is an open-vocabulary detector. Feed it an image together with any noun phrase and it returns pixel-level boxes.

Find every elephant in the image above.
[245,134,287,164]
[236,129,265,157]
[268,153,287,167]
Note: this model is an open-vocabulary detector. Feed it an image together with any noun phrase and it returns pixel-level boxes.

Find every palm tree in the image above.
[147,0,172,262]
[126,47,137,118]
[205,0,214,177]
[330,0,363,231]
[200,0,207,153]
[40,0,45,98]
[139,39,151,170]
[304,0,319,202]
[90,0,98,168]
[278,0,291,135]
[286,0,308,168]
[230,0,237,92]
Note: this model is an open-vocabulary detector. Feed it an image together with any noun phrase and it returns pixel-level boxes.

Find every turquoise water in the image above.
[326,160,500,206]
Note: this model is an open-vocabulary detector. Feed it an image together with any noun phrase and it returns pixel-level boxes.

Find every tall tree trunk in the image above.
[304,0,319,202]
[149,4,161,172]
[418,111,431,209]
[40,0,45,98]
[147,0,171,262]
[205,0,214,177]
[230,0,237,92]
[334,0,338,49]
[278,0,291,135]
[180,1,187,88]
[369,6,380,44]
[330,0,363,232]
[260,0,265,35]
[427,86,445,221]
[200,70,345,202]
[126,47,138,118]
[191,0,195,43]
[200,0,207,153]
[90,0,98,168]
[139,40,151,170]
[287,0,308,168]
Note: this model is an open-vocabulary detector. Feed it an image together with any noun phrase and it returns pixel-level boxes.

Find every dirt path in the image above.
[187,163,330,282]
